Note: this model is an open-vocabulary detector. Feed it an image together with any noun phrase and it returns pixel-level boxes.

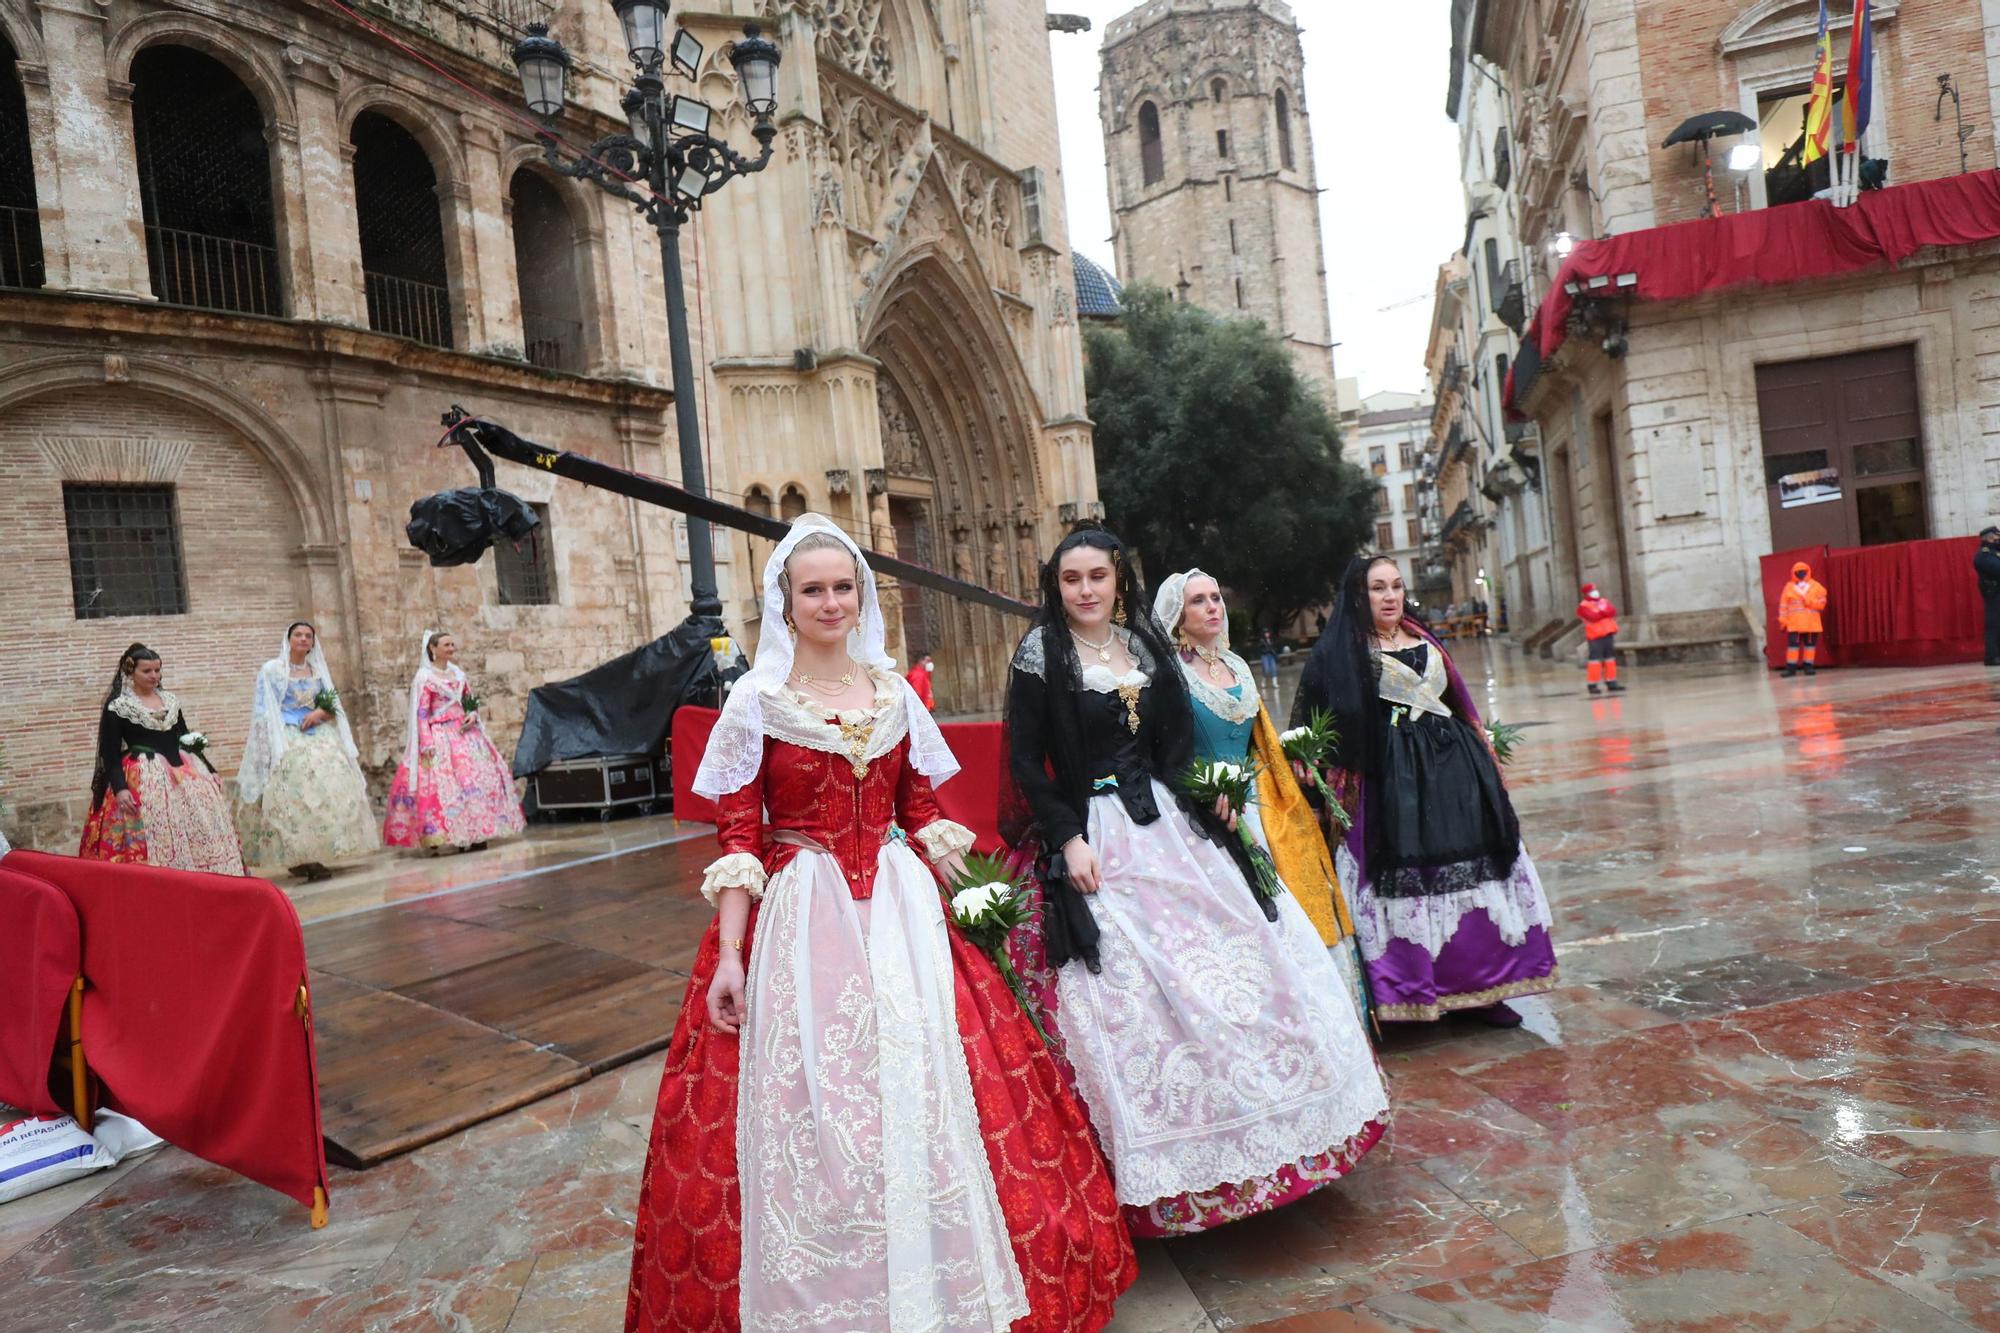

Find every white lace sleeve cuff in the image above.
[913,819,977,864]
[699,851,767,906]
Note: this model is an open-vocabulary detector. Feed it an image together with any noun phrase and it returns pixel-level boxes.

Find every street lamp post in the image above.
[514,3,780,623]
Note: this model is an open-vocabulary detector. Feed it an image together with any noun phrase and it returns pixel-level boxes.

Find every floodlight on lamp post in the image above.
[1727,142,1763,172]
[514,12,782,624]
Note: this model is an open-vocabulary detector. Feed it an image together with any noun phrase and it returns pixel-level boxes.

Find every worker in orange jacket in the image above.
[1577,583,1624,695]
[1778,561,1829,678]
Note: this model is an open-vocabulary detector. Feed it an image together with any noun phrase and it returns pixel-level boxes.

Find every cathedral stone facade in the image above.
[1098,0,1335,388]
[0,0,1095,849]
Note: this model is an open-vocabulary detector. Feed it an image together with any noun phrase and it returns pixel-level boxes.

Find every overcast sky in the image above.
[1048,0,1464,400]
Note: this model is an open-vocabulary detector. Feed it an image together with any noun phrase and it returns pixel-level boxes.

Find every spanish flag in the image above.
[1801,0,1833,165]
[1840,0,1874,153]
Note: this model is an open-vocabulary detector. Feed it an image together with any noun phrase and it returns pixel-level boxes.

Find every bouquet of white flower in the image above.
[944,852,1049,1044]
[178,732,208,755]
[1278,709,1350,831]
[1176,759,1284,904]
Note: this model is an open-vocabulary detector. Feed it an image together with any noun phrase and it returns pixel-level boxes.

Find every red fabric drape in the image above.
[0,862,81,1117]
[1507,170,2000,412]
[672,706,1007,853]
[1759,537,1985,668]
[2,851,328,1211]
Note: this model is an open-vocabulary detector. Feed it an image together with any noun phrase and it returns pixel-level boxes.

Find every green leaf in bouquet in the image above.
[312,686,341,717]
[1487,721,1524,764]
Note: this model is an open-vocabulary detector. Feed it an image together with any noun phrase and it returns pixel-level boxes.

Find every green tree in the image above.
[1084,283,1378,632]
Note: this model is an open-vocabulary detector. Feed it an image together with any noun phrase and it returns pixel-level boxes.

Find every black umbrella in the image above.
[1661,110,1758,148]
[1662,110,1760,218]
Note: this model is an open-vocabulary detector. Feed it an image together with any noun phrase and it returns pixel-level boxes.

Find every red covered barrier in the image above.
[0,863,80,1117]
[672,705,1007,853]
[0,850,330,1220]
[1760,536,1985,669]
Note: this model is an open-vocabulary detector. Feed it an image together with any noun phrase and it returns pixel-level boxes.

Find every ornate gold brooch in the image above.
[1116,682,1142,735]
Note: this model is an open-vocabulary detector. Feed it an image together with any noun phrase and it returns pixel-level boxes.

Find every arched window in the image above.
[1210,77,1226,102]
[1139,100,1163,186]
[0,31,42,290]
[132,46,280,314]
[1275,88,1295,171]
[510,166,583,372]
[351,110,452,348]
[778,484,807,521]
[744,485,774,518]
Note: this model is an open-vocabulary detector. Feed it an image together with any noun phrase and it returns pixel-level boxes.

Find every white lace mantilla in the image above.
[763,669,910,766]
[738,843,1028,1331]
[108,690,184,731]
[1180,654,1258,724]
[1334,842,1553,962]
[1056,781,1388,1207]
[1078,662,1148,693]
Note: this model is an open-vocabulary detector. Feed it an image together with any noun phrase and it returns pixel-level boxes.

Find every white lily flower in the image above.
[951,882,1007,918]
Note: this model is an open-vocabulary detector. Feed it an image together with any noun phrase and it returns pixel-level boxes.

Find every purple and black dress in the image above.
[1323,630,1558,1022]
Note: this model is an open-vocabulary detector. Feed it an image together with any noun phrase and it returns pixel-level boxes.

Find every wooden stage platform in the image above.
[305,836,715,1166]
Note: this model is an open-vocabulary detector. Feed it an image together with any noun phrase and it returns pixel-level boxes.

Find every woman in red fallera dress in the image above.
[625,515,1134,1333]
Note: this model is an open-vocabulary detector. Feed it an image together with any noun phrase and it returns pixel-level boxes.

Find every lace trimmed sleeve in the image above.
[698,852,767,906]
[914,820,976,863]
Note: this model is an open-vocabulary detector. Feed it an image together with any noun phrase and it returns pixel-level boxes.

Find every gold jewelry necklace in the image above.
[792,661,857,692]
[1071,628,1115,664]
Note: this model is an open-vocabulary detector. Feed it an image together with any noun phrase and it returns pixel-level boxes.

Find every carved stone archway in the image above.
[863,250,1045,712]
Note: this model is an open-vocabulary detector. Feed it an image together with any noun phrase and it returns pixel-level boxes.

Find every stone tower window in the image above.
[351,110,454,349]
[132,46,282,316]
[1139,101,1164,186]
[1216,129,1230,159]
[0,31,43,290]
[779,483,808,520]
[1210,78,1227,102]
[510,167,584,373]
[1275,88,1295,170]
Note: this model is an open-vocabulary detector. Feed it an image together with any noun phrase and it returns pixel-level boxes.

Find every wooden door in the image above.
[1756,345,1925,551]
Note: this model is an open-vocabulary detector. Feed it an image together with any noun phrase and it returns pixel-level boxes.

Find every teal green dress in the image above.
[1189,682,1254,764]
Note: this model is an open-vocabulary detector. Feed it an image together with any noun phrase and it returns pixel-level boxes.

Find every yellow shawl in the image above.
[1250,704,1356,945]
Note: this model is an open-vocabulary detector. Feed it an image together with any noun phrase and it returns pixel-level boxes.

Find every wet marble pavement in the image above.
[2,648,1997,1330]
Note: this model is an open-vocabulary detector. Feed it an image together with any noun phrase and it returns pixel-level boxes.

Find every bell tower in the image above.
[1099,0,1336,389]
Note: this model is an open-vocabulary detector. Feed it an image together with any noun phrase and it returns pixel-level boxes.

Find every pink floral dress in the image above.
[382,674,525,849]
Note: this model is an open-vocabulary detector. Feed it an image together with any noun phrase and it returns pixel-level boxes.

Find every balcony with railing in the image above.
[0,203,43,290]
[356,0,557,70]
[364,270,454,348]
[146,225,281,316]
[524,313,583,372]
[1494,258,1526,334]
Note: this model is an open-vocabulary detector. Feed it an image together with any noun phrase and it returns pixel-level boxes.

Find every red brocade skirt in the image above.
[624,913,1137,1333]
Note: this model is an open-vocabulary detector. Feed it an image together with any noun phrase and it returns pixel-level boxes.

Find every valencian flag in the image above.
[1840,0,1873,153]
[1801,0,1834,164]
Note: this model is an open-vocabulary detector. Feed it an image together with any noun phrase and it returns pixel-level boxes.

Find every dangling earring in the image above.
[1113,596,1127,627]
[1175,628,1192,651]
[785,615,797,639]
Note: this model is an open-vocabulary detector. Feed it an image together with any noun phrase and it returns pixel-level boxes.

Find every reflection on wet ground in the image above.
[2,646,1996,1330]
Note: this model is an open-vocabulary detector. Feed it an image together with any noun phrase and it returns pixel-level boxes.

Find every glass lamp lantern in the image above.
[729,25,781,119]
[613,0,671,68]
[621,88,655,151]
[512,23,572,120]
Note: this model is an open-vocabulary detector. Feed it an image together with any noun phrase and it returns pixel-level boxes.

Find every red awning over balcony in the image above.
[1504,168,2000,414]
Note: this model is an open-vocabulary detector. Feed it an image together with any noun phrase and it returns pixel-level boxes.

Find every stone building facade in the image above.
[1353,391,1435,595]
[1465,0,2000,661]
[0,0,1096,849]
[1097,0,1336,389]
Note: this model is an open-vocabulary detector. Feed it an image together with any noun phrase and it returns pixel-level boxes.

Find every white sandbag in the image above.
[0,1114,108,1204]
[90,1111,165,1163]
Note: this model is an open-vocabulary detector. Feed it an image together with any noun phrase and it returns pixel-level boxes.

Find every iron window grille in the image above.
[63,483,190,619]
[496,502,557,605]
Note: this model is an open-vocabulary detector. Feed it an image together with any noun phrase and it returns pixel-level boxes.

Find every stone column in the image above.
[460,114,520,356]
[36,0,152,298]
[283,47,364,325]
